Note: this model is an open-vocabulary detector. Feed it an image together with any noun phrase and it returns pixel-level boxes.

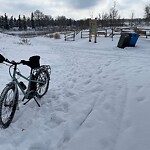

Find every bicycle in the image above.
[0,54,51,128]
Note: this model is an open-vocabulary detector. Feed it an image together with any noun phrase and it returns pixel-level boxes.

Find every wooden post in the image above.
[111,28,114,41]
[94,31,97,43]
[105,29,107,37]
[65,33,66,41]
[146,31,147,38]
[89,19,97,43]
[89,30,92,42]
[73,31,75,41]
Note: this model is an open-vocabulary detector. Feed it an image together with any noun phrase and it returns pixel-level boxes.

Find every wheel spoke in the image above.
[0,84,18,128]
[36,70,49,98]
[1,89,14,123]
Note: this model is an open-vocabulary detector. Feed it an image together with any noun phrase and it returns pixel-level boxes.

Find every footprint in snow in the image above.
[100,137,113,149]
[135,69,142,73]
[83,79,91,85]
[103,102,116,114]
[50,92,60,100]
[64,89,75,97]
[54,102,69,113]
[122,117,132,131]
[90,85,103,93]
[57,125,71,148]
[71,78,77,83]
[112,77,120,81]
[96,69,102,75]
[136,85,143,91]
[45,113,65,128]
[29,142,50,150]
[136,96,146,102]
[104,61,112,66]
[102,75,108,79]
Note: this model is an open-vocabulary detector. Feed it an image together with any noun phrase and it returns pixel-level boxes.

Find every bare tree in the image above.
[56,16,67,31]
[130,11,134,26]
[109,1,120,27]
[34,10,45,27]
[101,12,109,27]
[144,4,150,25]
[34,10,44,20]
[109,1,118,20]
[89,9,94,19]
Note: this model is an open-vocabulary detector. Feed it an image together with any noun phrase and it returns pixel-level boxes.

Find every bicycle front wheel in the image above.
[0,83,18,128]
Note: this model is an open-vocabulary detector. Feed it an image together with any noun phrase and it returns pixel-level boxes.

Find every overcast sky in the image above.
[0,0,149,19]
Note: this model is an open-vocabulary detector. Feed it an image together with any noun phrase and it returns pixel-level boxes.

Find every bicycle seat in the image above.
[21,56,40,69]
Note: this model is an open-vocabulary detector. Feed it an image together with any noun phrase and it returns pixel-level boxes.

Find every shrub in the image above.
[54,33,61,39]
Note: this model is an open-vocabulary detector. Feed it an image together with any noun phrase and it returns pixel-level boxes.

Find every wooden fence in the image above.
[64,27,150,42]
[97,29,107,37]
[81,30,89,38]
[134,28,150,38]
[64,31,75,41]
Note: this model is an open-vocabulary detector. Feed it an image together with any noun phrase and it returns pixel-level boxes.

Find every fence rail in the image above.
[97,29,107,37]
[81,30,89,38]
[64,31,75,41]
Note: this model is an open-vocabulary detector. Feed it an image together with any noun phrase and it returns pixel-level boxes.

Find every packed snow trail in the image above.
[0,33,150,150]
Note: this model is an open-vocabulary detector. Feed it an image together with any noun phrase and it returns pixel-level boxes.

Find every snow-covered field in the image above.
[0,32,150,150]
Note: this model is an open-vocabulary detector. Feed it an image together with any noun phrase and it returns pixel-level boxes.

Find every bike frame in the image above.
[0,55,51,128]
[10,63,44,106]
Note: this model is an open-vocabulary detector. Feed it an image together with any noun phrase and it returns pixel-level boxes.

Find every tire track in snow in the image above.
[111,68,129,150]
[99,58,130,150]
[62,55,131,150]
[55,51,121,149]
[53,50,109,149]
[77,59,114,127]
[112,58,149,150]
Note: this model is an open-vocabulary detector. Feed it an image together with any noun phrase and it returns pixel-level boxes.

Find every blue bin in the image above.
[128,33,139,47]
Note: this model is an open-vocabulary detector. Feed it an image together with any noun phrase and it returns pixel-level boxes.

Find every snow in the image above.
[0,32,150,150]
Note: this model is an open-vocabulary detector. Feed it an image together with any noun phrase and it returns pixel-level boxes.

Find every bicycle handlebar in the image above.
[1,54,40,69]
[5,59,22,65]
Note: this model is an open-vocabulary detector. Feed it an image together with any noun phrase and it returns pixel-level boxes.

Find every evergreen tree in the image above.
[23,15,27,30]
[9,16,14,29]
[18,15,22,30]
[0,16,4,28]
[31,12,35,29]
[26,17,31,27]
[13,18,17,27]
[4,13,9,30]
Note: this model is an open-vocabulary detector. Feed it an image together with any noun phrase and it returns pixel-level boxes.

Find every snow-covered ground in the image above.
[0,32,150,150]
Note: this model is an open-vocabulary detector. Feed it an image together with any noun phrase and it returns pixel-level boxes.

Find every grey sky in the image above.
[64,0,103,9]
[0,0,149,19]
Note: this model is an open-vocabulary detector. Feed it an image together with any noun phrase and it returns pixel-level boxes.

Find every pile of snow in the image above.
[0,32,150,150]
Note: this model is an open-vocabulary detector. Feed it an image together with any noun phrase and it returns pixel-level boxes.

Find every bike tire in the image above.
[35,69,50,98]
[0,83,18,128]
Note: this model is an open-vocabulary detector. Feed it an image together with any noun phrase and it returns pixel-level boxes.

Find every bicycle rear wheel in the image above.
[35,69,50,98]
[0,83,18,128]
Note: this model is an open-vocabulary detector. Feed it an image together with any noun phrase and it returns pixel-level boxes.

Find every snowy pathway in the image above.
[0,33,150,150]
